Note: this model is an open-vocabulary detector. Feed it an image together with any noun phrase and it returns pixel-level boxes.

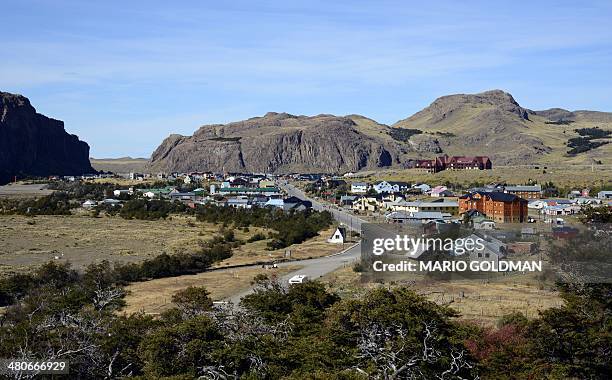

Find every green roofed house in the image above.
[140,186,177,199]
[218,187,281,196]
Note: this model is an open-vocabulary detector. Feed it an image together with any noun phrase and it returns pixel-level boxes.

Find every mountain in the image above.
[393,90,612,165]
[146,112,436,174]
[0,92,94,184]
[148,90,612,173]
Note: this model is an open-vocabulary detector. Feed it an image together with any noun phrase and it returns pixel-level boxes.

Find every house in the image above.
[504,185,542,199]
[218,187,281,196]
[543,204,579,216]
[226,196,252,209]
[259,179,275,188]
[101,199,122,207]
[82,200,97,208]
[113,188,134,197]
[327,226,347,243]
[373,181,397,194]
[459,191,528,223]
[415,155,492,173]
[429,186,453,197]
[411,183,431,193]
[389,181,410,192]
[340,195,358,206]
[169,192,197,202]
[350,182,368,194]
[352,196,380,213]
[462,234,506,264]
[141,186,176,199]
[597,190,612,199]
[390,199,459,216]
[385,211,451,224]
[283,196,311,211]
[472,215,496,230]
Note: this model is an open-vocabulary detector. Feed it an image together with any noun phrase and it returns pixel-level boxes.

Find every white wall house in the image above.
[327,226,347,244]
[351,182,368,193]
[373,181,398,194]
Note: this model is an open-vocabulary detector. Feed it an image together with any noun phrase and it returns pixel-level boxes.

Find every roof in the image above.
[461,191,525,203]
[352,182,367,186]
[219,187,279,193]
[505,185,542,192]
[395,200,458,208]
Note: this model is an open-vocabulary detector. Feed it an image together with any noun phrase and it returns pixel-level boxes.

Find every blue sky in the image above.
[2,0,612,158]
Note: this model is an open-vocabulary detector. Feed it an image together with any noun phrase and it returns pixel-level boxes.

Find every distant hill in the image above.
[146,112,440,174]
[147,90,611,173]
[393,89,612,166]
[0,91,94,184]
[90,157,148,173]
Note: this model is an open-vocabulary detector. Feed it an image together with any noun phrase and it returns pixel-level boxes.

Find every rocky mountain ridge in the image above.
[148,89,611,173]
[0,92,94,184]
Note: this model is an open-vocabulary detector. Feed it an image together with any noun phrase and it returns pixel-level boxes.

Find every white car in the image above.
[288,274,309,284]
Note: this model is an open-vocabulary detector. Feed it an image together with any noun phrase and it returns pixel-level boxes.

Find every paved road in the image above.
[227,242,360,303]
[280,181,367,232]
[225,181,365,303]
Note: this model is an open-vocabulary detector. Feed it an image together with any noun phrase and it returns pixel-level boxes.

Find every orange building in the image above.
[459,191,528,223]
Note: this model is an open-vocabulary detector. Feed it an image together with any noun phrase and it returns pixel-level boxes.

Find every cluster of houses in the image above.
[337,180,611,228]
[83,174,312,212]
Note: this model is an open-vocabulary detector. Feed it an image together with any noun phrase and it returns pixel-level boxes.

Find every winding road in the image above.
[226,181,366,303]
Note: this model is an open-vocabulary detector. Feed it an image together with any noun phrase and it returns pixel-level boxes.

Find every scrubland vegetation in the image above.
[0,260,609,379]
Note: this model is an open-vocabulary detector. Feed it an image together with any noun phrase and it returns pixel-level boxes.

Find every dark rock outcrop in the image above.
[147,113,408,174]
[0,92,94,184]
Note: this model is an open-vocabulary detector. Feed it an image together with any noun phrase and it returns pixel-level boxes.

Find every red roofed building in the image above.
[415,155,492,173]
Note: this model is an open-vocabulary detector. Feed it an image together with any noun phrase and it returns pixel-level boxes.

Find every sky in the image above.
[2,0,612,158]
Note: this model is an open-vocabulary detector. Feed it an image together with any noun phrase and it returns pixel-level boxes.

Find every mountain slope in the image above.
[393,90,611,165]
[0,92,94,184]
[148,90,612,173]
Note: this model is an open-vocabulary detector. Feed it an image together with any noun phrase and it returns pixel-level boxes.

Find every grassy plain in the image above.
[0,215,340,275]
[357,165,612,189]
[122,265,300,314]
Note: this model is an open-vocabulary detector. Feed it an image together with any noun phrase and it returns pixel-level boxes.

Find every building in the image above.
[415,155,492,173]
[429,186,453,197]
[385,211,451,224]
[598,190,612,199]
[328,226,347,244]
[350,182,368,193]
[504,185,542,199]
[459,191,528,223]
[390,199,459,216]
[218,187,281,196]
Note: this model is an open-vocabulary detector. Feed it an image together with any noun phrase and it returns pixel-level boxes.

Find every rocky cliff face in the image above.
[147,113,405,174]
[0,92,94,184]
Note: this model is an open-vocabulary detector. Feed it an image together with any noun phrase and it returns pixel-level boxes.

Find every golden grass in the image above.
[215,226,342,267]
[122,265,301,314]
[356,165,612,189]
[0,215,343,276]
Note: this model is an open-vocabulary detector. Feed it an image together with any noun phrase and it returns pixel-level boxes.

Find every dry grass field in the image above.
[90,157,148,174]
[356,165,612,189]
[122,265,301,314]
[0,183,54,198]
[0,215,341,275]
[322,266,563,326]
